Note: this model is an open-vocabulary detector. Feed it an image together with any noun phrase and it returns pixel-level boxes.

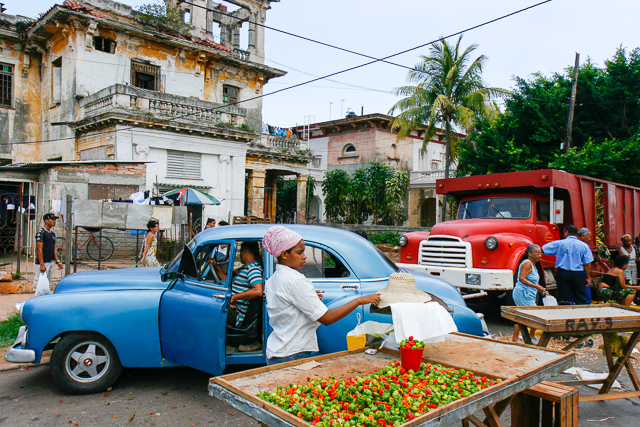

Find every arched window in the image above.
[391,143,397,158]
[343,144,356,157]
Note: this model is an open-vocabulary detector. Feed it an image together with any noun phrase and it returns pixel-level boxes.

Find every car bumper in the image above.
[397,263,513,291]
[4,326,36,364]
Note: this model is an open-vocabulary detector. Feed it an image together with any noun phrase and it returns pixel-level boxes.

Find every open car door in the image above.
[158,242,234,375]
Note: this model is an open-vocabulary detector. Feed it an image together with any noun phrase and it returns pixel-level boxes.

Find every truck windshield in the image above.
[457,197,531,219]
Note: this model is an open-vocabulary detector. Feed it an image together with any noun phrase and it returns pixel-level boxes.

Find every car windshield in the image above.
[375,247,400,272]
[164,238,196,273]
[457,197,532,219]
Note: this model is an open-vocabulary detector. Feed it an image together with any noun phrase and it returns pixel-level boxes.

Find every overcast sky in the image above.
[10,0,640,128]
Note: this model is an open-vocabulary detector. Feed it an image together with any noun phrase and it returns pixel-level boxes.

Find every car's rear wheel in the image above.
[50,332,122,395]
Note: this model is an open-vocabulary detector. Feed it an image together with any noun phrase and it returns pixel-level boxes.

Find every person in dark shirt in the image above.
[33,213,63,292]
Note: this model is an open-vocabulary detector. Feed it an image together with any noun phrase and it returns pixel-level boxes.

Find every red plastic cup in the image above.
[400,347,423,371]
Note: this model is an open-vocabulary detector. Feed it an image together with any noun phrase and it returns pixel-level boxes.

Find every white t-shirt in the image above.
[265,264,328,359]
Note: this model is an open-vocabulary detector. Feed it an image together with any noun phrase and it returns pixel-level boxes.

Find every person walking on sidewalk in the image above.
[542,224,594,305]
[33,213,63,292]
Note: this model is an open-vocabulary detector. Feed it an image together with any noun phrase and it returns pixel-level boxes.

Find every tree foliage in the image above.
[388,36,508,171]
[457,46,640,185]
[136,1,191,36]
[322,163,409,225]
[276,176,315,224]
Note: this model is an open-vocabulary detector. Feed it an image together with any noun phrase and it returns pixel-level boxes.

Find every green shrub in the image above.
[368,231,400,246]
[0,313,25,348]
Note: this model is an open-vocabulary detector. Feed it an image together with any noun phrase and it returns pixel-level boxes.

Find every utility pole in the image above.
[328,102,333,121]
[340,99,346,119]
[563,53,580,154]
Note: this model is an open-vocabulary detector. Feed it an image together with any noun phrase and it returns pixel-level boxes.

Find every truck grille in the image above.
[419,236,471,268]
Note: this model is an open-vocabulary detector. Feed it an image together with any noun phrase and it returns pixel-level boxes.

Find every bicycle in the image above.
[56,227,115,262]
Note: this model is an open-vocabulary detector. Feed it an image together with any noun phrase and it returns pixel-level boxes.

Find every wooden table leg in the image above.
[600,331,640,395]
[463,415,486,427]
[624,359,640,393]
[538,332,552,347]
[482,405,503,427]
[561,335,591,352]
[602,333,614,371]
[519,324,533,345]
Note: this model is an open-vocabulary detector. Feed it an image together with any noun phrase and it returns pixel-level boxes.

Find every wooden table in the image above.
[502,304,640,403]
[209,333,574,427]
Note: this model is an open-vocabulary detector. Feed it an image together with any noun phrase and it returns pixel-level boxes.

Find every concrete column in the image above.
[246,169,265,219]
[233,24,240,49]
[296,174,308,224]
[265,173,277,223]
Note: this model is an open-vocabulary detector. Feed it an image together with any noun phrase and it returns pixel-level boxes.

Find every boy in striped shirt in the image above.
[210,241,264,326]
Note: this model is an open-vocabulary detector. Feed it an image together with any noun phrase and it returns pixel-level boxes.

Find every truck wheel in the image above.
[50,332,122,395]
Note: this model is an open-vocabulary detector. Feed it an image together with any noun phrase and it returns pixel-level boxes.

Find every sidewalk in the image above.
[0,292,33,321]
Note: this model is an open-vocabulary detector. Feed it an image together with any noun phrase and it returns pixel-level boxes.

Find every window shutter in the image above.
[52,66,61,104]
[167,151,201,178]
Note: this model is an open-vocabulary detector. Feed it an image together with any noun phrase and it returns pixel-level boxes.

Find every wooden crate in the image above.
[210,334,575,427]
[511,381,578,427]
[232,215,265,225]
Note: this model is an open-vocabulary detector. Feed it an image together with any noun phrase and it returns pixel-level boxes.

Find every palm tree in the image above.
[389,36,508,220]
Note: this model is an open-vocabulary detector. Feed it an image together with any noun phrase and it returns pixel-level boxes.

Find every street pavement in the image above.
[2,294,639,425]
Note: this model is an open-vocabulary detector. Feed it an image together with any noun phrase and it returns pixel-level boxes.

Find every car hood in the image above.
[404,268,465,306]
[431,218,525,238]
[54,267,166,293]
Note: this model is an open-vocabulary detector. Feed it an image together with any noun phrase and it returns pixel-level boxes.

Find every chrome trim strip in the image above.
[183,281,227,292]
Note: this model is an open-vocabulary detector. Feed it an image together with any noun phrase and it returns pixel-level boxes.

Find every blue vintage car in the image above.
[6,225,486,394]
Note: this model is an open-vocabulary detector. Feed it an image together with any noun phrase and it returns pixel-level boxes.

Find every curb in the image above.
[0,356,50,372]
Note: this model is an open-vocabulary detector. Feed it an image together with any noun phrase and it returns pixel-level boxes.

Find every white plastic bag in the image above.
[346,314,394,350]
[542,294,557,306]
[35,273,51,296]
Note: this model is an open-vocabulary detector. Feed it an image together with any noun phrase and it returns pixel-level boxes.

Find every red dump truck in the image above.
[397,169,640,299]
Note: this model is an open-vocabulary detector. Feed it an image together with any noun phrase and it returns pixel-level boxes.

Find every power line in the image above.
[6,0,554,146]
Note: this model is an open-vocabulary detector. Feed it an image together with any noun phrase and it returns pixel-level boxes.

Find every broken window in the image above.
[52,57,62,105]
[131,61,161,91]
[222,85,238,104]
[93,36,116,54]
[0,63,12,108]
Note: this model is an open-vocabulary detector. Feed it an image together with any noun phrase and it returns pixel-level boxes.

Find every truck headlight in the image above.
[485,236,499,250]
[398,235,408,247]
[466,274,481,286]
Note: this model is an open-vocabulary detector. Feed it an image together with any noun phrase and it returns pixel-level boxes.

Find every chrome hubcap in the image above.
[65,342,110,383]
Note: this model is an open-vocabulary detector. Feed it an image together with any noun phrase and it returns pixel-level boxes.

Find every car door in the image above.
[158,241,235,375]
[301,243,363,354]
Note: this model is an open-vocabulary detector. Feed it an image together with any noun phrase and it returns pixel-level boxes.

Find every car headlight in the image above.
[398,235,408,247]
[485,236,499,250]
[15,302,25,322]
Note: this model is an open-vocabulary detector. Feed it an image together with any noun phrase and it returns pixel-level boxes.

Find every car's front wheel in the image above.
[50,332,123,395]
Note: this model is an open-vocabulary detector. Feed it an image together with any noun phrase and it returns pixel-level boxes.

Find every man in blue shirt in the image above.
[542,224,594,305]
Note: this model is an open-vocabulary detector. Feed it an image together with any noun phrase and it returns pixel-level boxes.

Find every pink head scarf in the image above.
[262,226,303,258]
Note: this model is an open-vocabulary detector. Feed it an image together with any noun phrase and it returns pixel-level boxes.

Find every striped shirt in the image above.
[232,261,264,326]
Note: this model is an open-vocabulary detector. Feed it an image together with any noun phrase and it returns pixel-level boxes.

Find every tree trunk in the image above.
[441,119,452,221]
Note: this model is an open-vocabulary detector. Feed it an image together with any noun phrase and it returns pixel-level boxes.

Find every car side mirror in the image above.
[161,271,177,282]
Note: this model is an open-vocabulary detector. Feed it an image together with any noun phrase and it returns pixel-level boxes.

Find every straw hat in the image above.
[376,273,432,308]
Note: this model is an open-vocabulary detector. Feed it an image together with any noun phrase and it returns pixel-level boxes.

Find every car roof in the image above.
[193,224,396,279]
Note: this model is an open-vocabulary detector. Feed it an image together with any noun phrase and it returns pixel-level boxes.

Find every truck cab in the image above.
[399,193,561,298]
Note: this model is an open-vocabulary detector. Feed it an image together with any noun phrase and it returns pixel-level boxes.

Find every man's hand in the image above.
[229,294,238,309]
[208,258,218,267]
[358,293,380,307]
[40,264,46,273]
[315,290,324,301]
[56,261,63,269]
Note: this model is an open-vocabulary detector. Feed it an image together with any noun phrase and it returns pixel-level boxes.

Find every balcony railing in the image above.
[410,169,457,183]
[231,48,250,61]
[80,84,246,126]
[259,134,307,152]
